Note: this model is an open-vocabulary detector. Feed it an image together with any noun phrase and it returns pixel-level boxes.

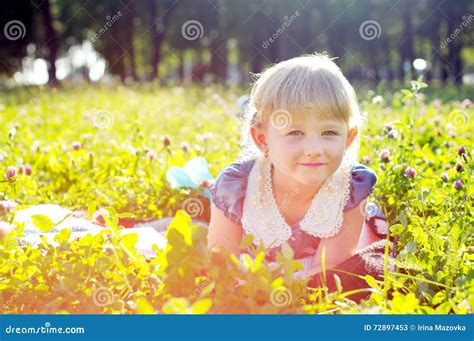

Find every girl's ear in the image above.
[250,125,267,152]
[345,127,358,149]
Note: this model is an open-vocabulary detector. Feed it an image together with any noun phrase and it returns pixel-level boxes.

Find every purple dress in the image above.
[211,159,387,256]
[210,159,393,302]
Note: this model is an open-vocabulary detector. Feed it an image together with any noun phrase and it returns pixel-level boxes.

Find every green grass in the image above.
[0,82,472,314]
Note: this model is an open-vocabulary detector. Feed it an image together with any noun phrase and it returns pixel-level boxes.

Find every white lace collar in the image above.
[241,157,353,249]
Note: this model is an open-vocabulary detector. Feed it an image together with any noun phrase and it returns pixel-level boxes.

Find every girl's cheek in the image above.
[322,139,339,150]
[278,139,300,152]
[323,140,345,156]
[291,142,307,156]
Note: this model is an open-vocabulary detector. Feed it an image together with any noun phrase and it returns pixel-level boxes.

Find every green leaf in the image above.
[281,242,294,259]
[136,297,155,314]
[162,298,189,314]
[371,292,384,305]
[402,94,414,103]
[31,214,54,232]
[333,274,342,292]
[120,233,138,249]
[411,80,421,92]
[106,207,119,228]
[118,212,135,219]
[191,298,213,314]
[411,199,423,211]
[435,301,451,314]
[241,253,253,271]
[391,292,419,312]
[405,240,417,253]
[390,223,404,235]
[54,228,72,244]
[432,291,446,306]
[240,233,254,249]
[271,277,285,289]
[87,201,97,219]
[399,211,408,227]
[364,274,381,291]
[166,211,192,246]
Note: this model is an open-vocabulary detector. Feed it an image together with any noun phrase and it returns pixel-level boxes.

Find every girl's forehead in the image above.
[289,116,346,128]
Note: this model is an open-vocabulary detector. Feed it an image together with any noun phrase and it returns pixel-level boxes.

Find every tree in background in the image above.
[0,0,472,86]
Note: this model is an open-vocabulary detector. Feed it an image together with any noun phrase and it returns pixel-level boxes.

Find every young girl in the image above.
[207,54,391,295]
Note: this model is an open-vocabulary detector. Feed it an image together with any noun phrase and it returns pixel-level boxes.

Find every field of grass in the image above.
[0,81,472,314]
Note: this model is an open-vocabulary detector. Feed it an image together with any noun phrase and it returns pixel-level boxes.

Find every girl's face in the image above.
[253,115,358,188]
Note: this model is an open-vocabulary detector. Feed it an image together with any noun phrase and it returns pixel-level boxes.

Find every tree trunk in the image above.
[110,15,126,83]
[438,2,465,85]
[441,17,463,85]
[453,45,462,85]
[40,0,59,86]
[210,41,227,84]
[449,19,463,85]
[178,50,184,82]
[447,41,463,85]
[126,3,137,81]
[149,0,160,81]
[192,49,206,83]
[149,0,175,81]
[398,4,414,82]
[250,50,263,74]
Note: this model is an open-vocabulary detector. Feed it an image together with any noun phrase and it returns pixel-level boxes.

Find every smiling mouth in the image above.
[300,162,326,168]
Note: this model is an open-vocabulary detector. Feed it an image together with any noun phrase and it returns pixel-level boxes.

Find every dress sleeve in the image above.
[210,159,255,224]
[344,164,378,211]
[344,164,388,236]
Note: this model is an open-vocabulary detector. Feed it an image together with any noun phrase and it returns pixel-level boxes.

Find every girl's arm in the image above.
[207,203,243,257]
[307,203,366,276]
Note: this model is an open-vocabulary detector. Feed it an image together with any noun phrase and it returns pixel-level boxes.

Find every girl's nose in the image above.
[303,137,324,157]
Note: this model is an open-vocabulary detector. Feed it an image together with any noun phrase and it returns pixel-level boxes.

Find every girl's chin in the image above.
[294,175,325,186]
[295,167,334,183]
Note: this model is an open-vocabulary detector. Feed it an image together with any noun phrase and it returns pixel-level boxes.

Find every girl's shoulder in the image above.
[345,163,378,210]
[210,159,256,223]
[210,159,378,223]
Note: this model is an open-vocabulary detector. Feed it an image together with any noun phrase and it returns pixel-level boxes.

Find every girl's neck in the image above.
[271,164,323,206]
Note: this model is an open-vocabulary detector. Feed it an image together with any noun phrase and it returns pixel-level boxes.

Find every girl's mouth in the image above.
[300,162,326,168]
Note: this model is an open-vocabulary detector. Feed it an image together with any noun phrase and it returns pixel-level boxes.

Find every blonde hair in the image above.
[240,53,362,162]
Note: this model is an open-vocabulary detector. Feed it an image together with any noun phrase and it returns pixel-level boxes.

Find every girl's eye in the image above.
[287,130,339,136]
[322,130,338,136]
